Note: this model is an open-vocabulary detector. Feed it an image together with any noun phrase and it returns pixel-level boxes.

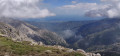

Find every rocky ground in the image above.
[0,35,101,56]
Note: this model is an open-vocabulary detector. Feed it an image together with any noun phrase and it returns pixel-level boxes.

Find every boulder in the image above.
[45,50,52,54]
[66,49,75,53]
[76,49,86,53]
[86,53,101,56]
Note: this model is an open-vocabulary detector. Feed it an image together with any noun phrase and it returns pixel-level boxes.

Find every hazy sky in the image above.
[43,0,100,7]
[43,0,101,16]
[43,0,120,20]
[0,0,120,21]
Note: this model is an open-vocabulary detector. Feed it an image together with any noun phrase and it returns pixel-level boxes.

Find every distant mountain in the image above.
[0,17,67,46]
[70,18,120,52]
[27,20,96,39]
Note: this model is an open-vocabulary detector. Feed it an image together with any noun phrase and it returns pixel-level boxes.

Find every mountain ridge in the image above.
[0,17,68,46]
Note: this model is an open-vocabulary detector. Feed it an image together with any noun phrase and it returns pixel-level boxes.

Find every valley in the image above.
[27,18,120,56]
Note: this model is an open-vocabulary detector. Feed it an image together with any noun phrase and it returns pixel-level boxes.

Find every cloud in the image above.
[85,4,112,17]
[59,3,97,10]
[62,30,75,39]
[0,0,55,18]
[85,0,120,18]
[101,0,119,2]
[57,0,120,18]
[72,1,77,4]
[57,3,98,15]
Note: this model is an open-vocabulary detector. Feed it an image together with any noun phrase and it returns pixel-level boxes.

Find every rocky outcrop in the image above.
[86,53,101,56]
[76,49,101,56]
[66,48,101,56]
[66,49,75,53]
[49,46,101,56]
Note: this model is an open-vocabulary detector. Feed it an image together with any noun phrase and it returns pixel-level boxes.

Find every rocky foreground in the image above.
[0,35,101,56]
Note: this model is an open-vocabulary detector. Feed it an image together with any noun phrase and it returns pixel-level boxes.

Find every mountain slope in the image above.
[70,18,120,52]
[0,17,67,46]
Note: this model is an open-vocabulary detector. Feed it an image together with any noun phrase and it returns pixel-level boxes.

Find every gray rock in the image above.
[86,53,101,56]
[66,49,75,53]
[76,49,86,53]
[45,50,52,53]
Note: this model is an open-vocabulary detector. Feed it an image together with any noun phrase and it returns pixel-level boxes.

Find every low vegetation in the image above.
[0,36,85,56]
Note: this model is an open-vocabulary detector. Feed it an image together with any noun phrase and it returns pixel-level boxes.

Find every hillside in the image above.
[0,36,86,56]
[0,17,67,46]
[70,18,120,52]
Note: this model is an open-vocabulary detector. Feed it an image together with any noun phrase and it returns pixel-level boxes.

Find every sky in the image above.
[41,0,102,21]
[43,0,100,6]
[0,0,120,21]
[42,0,101,16]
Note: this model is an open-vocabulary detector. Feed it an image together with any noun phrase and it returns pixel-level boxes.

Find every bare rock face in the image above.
[0,17,68,46]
